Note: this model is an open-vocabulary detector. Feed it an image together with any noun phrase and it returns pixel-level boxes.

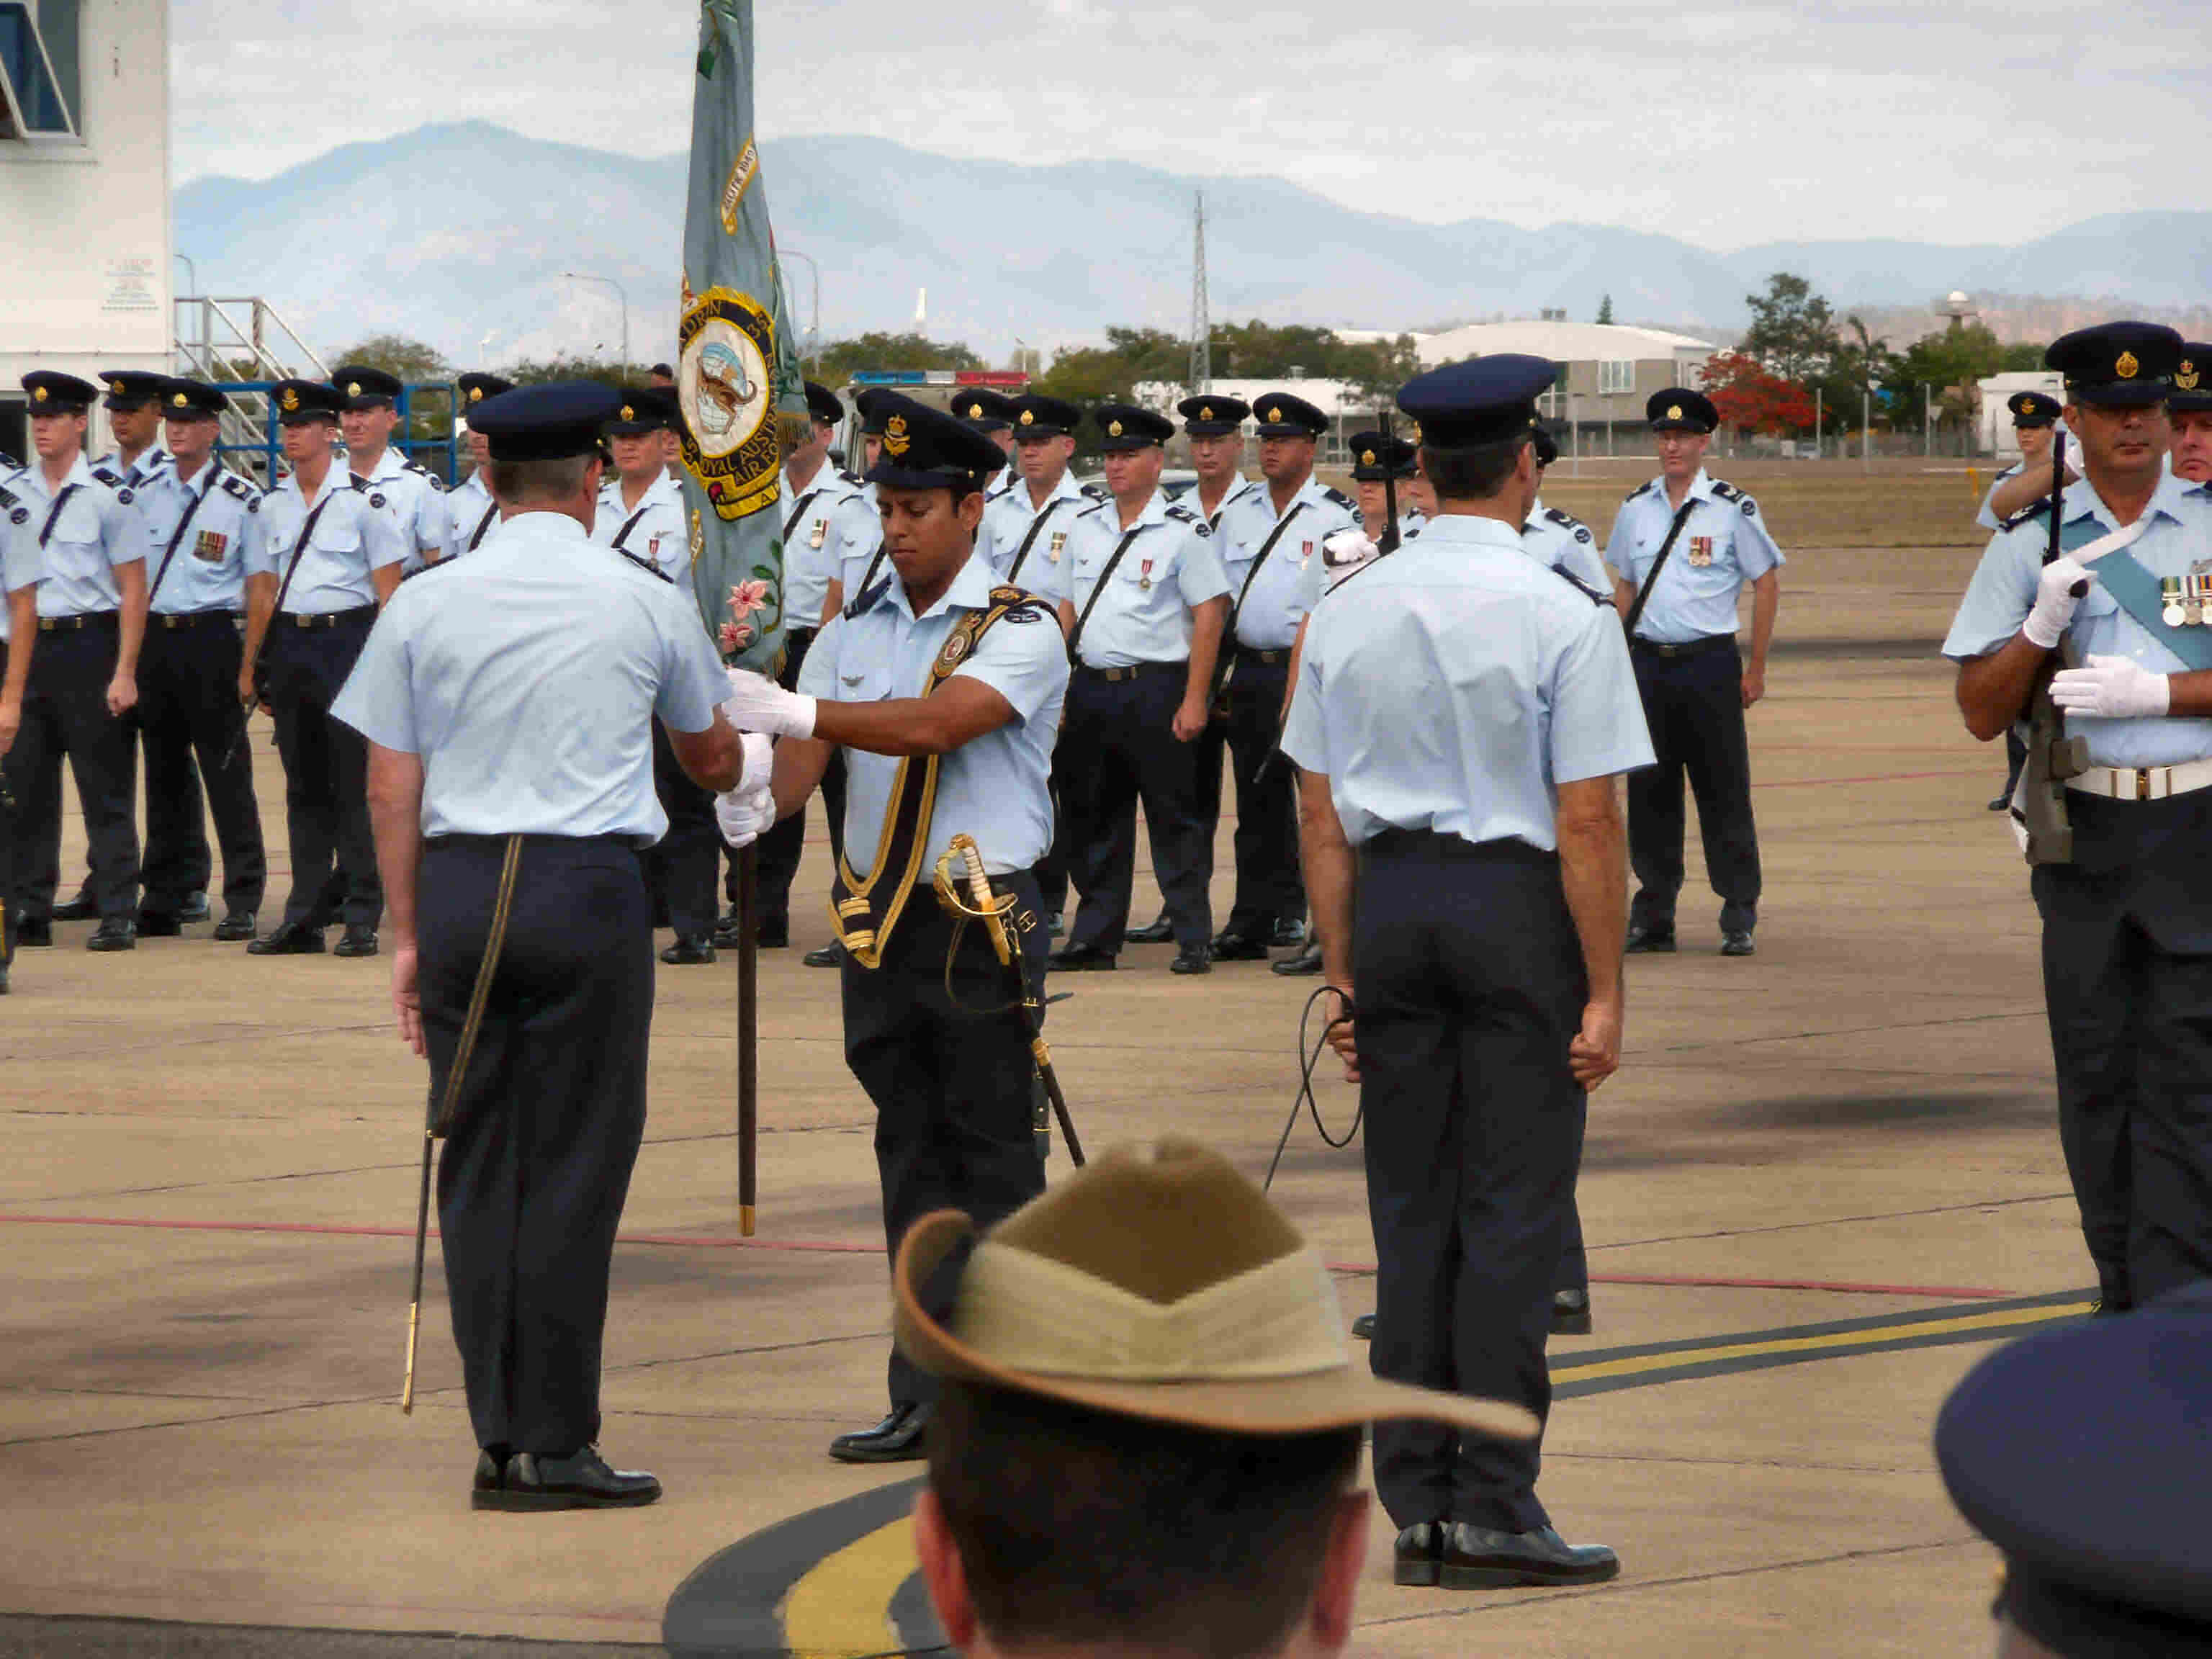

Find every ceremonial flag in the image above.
[676,0,805,672]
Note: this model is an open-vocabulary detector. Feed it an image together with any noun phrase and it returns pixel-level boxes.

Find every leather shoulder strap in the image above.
[1622,498,1697,640]
[1064,523,1146,665]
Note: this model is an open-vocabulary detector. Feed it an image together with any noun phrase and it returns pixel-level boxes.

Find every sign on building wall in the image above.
[99,256,159,313]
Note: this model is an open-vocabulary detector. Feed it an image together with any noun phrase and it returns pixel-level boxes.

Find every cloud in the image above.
[173,0,2200,248]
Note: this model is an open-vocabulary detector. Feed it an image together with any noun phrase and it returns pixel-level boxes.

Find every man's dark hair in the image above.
[927,1380,1362,1659]
[1421,434,1529,501]
[489,454,595,505]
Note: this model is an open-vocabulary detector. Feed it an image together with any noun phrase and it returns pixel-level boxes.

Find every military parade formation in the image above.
[7,320,2212,1633]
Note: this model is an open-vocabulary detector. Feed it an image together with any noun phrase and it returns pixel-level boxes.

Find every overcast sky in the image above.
[172,0,2199,249]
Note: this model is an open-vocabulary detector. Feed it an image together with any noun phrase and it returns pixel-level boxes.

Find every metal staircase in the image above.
[172,295,328,482]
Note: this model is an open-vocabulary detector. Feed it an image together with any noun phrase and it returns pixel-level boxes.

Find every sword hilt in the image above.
[950,834,1014,967]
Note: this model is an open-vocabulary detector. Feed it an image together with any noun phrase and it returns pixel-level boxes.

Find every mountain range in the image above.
[174,122,2212,371]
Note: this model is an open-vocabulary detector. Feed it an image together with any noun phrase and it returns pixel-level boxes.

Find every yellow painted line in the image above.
[781,1513,920,1659]
[1552,1300,2092,1385]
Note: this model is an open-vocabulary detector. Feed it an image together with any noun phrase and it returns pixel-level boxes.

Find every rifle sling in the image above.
[270,489,343,618]
[1065,524,1146,666]
[34,484,80,550]
[467,502,498,552]
[1211,500,1310,700]
[1004,496,1069,584]
[147,468,220,608]
[1622,497,1699,640]
[781,488,822,546]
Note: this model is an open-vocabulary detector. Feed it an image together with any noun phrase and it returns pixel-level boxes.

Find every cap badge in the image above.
[2180,361,2200,392]
[32,385,48,404]
[2116,351,2139,380]
[1108,419,1124,438]
[1360,449,1377,467]
[109,380,125,396]
[1266,406,1283,423]
[1018,409,1035,426]
[280,388,300,413]
[884,413,911,457]
[171,392,189,409]
[967,402,982,418]
[467,386,483,404]
[1200,405,1213,420]
[1667,404,1684,421]
[346,381,362,397]
[620,405,635,422]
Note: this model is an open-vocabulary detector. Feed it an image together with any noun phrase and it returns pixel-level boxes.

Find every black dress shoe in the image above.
[248,920,325,956]
[1050,942,1118,971]
[334,925,379,958]
[829,1403,931,1465]
[477,1445,661,1511]
[471,1449,505,1503]
[1552,1288,1592,1336]
[1170,947,1213,975]
[1441,1524,1620,1590]
[1624,924,1676,954]
[660,934,716,966]
[1124,914,1175,944]
[15,918,51,948]
[135,910,185,938]
[50,891,97,922]
[1987,794,2010,811]
[1720,930,1755,957]
[1271,917,1308,948]
[1208,930,1268,962]
[713,914,788,949]
[175,893,212,924]
[804,942,843,967]
[86,917,137,952]
[1272,940,1323,976]
[1352,1313,1375,1341]
[213,910,257,943]
[1394,1521,1446,1587]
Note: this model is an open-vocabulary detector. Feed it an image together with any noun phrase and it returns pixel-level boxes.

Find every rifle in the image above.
[1377,410,1403,555]
[2013,431,2089,865]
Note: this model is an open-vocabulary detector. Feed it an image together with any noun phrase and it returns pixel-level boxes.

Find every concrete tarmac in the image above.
[2,530,2070,1657]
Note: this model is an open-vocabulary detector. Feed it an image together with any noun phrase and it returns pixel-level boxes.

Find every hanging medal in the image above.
[809,516,828,549]
[2162,577,2184,628]
[1139,557,1154,591]
[1049,530,1066,564]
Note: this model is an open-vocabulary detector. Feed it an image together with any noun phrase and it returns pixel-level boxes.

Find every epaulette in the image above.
[90,464,125,488]
[1079,482,1108,500]
[1321,485,1356,510]
[845,575,892,619]
[1162,479,1194,500]
[1074,498,1111,521]
[614,547,673,583]
[1625,480,1655,501]
[403,460,445,492]
[1709,480,1760,518]
[838,467,864,488]
[1999,502,2055,534]
[1544,506,1596,544]
[217,471,261,505]
[1,483,24,526]
[986,582,1053,623]
[1164,503,1210,536]
[1548,565,1611,606]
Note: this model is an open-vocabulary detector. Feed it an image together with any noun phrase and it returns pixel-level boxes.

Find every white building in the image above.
[1977,369,2067,459]
[1131,375,1377,466]
[1,0,173,457]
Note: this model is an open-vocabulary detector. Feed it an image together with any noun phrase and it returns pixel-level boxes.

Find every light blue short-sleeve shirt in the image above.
[253,469,407,612]
[799,550,1067,876]
[332,512,729,842]
[0,476,48,639]
[1524,498,1611,593]
[14,455,144,619]
[353,448,448,575]
[1943,475,2212,770]
[1063,490,1231,669]
[444,471,501,561]
[591,471,688,580]
[138,458,264,614]
[979,469,1097,605]
[1283,515,1654,851]
[1605,469,1784,644]
[1216,475,1359,649]
[781,464,878,626]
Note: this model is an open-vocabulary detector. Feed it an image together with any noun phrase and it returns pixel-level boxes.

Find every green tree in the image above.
[504,355,654,389]
[813,332,982,385]
[333,333,449,384]
[1596,294,1614,325]
[1815,314,1894,428]
[1883,324,2010,431]
[2000,341,2050,372]
[1740,274,1839,385]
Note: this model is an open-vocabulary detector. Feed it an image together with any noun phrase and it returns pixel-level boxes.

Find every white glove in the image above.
[722,667,816,739]
[1321,527,1378,572]
[2023,557,2092,649]
[715,775,776,848]
[737,730,774,788]
[2050,653,2172,720]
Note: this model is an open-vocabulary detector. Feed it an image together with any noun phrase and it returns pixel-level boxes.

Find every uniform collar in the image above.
[878,547,997,623]
[1105,486,1174,532]
[171,451,221,488]
[351,446,405,483]
[1397,513,1526,552]
[103,444,170,481]
[1527,493,1547,524]
[783,453,846,500]
[32,451,96,495]
[1644,468,1714,504]
[2062,470,2194,532]
[1259,472,1328,521]
[603,469,679,508]
[507,511,591,543]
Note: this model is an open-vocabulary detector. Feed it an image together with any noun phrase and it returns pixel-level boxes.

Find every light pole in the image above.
[778,249,821,365]
[560,271,630,372]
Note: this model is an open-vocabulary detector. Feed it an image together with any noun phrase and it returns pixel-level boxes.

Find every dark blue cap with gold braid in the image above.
[2172,344,2212,413]
[2047,323,2183,408]
[864,392,1002,494]
[469,381,624,462]
[1398,356,1558,448]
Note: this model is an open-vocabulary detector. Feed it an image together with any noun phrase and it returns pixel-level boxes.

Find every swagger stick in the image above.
[737,842,760,1235]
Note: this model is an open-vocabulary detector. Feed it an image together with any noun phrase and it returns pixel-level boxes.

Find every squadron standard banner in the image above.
[677,0,805,671]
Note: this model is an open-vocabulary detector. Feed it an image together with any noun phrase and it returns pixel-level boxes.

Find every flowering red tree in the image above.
[1699,351,1818,436]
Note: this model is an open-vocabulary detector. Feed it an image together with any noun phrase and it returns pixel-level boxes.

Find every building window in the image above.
[1598,359,1635,395]
[0,0,77,140]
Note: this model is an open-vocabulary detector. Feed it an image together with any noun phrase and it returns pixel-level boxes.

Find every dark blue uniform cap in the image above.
[1177,393,1250,437]
[864,392,1002,495]
[606,387,679,436]
[1398,356,1559,448]
[271,379,344,424]
[2007,391,2062,427]
[1936,1285,2212,1656]
[160,378,229,418]
[1532,423,1562,467]
[952,387,1015,431]
[469,380,625,462]
[98,369,168,410]
[1008,394,1082,440]
[804,379,844,426]
[1346,431,1417,481]
[855,387,894,437]
[22,370,98,413]
[1647,387,1719,433]
[329,364,405,409]
[456,372,516,413]
[1092,404,1174,452]
[2171,344,2212,413]
[2047,323,2183,408]
[1252,392,1330,439]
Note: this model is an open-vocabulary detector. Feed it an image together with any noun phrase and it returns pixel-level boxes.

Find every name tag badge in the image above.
[1687,536,1714,567]
[809,518,828,549]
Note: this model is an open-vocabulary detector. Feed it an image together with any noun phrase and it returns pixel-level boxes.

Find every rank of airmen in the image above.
[9,335,2212,1618]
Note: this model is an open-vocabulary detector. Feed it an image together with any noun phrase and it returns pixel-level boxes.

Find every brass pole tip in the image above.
[740,1204,756,1238]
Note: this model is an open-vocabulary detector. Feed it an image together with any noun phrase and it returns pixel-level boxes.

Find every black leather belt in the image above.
[1233,644,1287,665]
[1077,659,1186,683]
[37,610,120,633]
[156,609,240,631]
[1630,634,1737,660]
[284,606,376,631]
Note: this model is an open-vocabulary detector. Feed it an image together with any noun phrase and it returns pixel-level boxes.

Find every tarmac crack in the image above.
[1591,1189,2072,1253]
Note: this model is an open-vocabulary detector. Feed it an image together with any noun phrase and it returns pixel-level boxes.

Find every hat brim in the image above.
[1254,425,1322,441]
[868,462,986,494]
[893,1210,1539,1443]
[2067,383,2170,408]
[2170,392,2212,413]
[605,421,670,437]
[276,410,337,426]
[1182,423,1242,438]
[1012,427,1072,443]
[1095,436,1163,452]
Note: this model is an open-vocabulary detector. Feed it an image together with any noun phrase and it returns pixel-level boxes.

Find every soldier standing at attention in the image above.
[747,380,878,950]
[441,373,513,562]
[975,393,1090,598]
[132,379,266,941]
[1946,323,2212,1313]
[334,382,751,1511]
[1607,388,1782,958]
[1285,355,1645,1591]
[721,395,1066,1464]
[238,379,405,960]
[331,366,448,576]
[1205,393,1356,962]
[4,372,148,953]
[1048,405,1230,976]
[1978,392,2067,809]
[94,370,172,490]
[953,387,1020,499]
[0,470,45,991]
[1344,429,1424,545]
[1525,426,1607,590]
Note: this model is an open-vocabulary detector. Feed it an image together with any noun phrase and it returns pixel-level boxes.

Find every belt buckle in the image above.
[2136,768,2156,801]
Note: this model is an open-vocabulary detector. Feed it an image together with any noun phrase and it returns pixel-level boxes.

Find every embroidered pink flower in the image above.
[719,621,754,653]
[727,579,771,621]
